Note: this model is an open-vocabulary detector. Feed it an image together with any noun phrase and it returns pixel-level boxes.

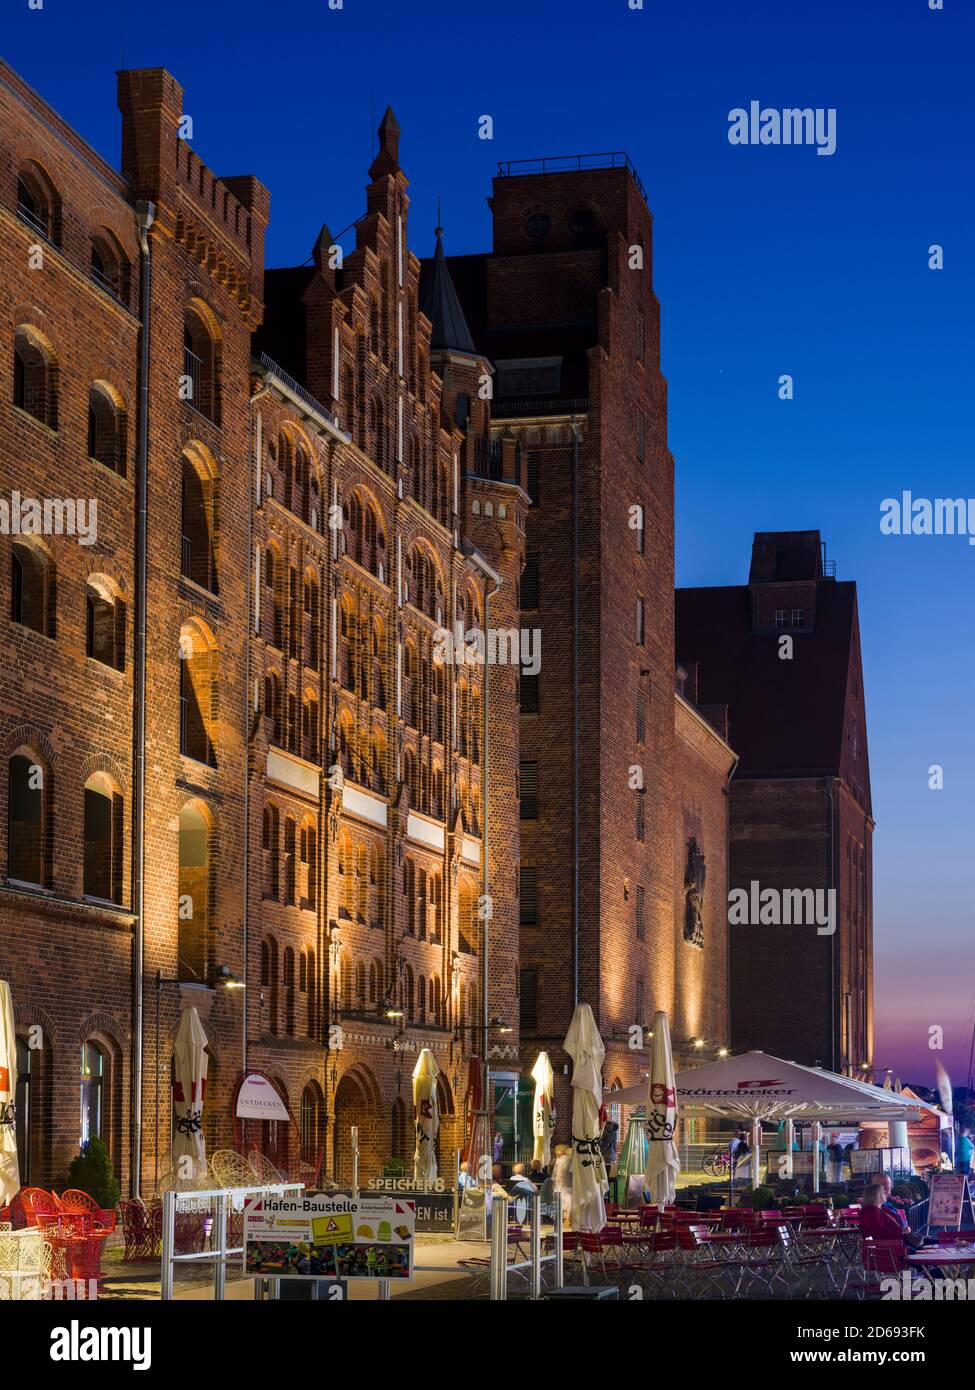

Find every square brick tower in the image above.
[677,531,874,1072]
[445,156,678,1125]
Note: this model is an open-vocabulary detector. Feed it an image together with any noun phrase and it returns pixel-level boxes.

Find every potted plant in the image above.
[65,1137,121,1224]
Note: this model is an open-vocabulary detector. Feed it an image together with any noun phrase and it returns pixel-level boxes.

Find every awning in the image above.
[604,1051,944,1125]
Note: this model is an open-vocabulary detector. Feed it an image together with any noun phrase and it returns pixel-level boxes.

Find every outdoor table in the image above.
[910,1244,975,1270]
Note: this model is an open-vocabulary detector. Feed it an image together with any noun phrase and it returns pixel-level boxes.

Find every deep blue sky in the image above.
[6,0,973,1085]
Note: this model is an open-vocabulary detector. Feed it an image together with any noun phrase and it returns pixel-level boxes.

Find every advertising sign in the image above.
[928,1173,967,1230]
[366,1177,453,1231]
[243,1193,415,1281]
[236,1073,290,1121]
[456,1185,488,1242]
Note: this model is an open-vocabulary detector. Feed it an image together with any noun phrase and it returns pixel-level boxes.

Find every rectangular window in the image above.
[636,977,645,1023]
[520,673,539,714]
[520,866,538,925]
[526,452,540,505]
[636,691,646,744]
[636,503,645,554]
[635,884,645,941]
[636,596,645,646]
[519,968,538,1033]
[791,608,805,627]
[637,409,646,463]
[635,791,644,843]
[774,608,787,629]
[520,548,540,610]
[520,760,538,820]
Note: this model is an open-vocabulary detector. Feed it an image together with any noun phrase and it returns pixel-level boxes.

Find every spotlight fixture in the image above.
[213,964,245,990]
[717,1047,729,1058]
[385,1008,404,1020]
[692,1037,705,1049]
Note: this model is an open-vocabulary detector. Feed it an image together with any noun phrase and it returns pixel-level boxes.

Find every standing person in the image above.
[730,1128,749,1174]
[956,1126,973,1178]
[493,1131,504,1166]
[552,1143,573,1225]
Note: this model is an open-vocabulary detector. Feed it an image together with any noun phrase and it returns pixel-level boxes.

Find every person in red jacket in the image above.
[860,1183,909,1240]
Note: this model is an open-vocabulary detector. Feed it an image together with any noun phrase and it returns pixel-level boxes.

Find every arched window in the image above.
[458,882,475,954]
[284,947,296,1035]
[13,325,58,429]
[16,164,59,244]
[404,964,415,1021]
[417,867,428,940]
[183,302,221,424]
[264,546,281,648]
[179,620,217,765]
[181,448,218,593]
[262,803,280,898]
[264,671,282,746]
[85,579,125,670]
[438,463,450,527]
[80,1041,105,1146]
[300,1082,324,1162]
[302,691,318,763]
[8,751,49,886]
[261,936,279,1034]
[83,773,123,903]
[404,857,416,935]
[356,842,368,920]
[344,366,356,434]
[302,571,319,669]
[90,231,129,304]
[283,817,297,905]
[370,844,384,928]
[177,802,211,982]
[339,831,355,918]
[431,873,443,943]
[418,973,426,1025]
[371,395,387,471]
[300,817,317,908]
[11,540,56,637]
[402,748,416,805]
[88,383,127,475]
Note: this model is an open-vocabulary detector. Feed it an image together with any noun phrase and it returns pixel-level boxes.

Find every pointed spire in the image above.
[369,105,401,180]
[311,222,334,272]
[421,222,477,357]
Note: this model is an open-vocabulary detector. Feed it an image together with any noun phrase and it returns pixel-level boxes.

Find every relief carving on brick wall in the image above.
[684,837,705,948]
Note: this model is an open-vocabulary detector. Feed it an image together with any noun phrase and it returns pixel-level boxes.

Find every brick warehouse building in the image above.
[441,159,736,1140]
[0,61,525,1194]
[676,531,874,1074]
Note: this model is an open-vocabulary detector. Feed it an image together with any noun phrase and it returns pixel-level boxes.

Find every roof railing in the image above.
[496,152,647,202]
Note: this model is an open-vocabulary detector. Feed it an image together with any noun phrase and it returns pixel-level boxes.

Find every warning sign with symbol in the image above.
[311,1211,354,1244]
[243,1194,415,1281]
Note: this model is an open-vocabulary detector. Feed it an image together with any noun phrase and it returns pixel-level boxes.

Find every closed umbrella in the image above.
[412,1048,440,1185]
[644,1010,680,1206]
[564,1003,608,1232]
[531,1051,556,1168]
[172,1006,208,1184]
[0,981,19,1207]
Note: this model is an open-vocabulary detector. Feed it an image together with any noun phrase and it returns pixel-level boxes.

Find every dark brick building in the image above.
[442,158,735,1142]
[676,531,874,1074]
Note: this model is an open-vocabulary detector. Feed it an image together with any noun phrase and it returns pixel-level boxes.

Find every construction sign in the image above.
[243,1194,415,1281]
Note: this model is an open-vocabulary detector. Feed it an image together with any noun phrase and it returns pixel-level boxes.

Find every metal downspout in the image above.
[130,199,154,1197]
[571,417,581,1007]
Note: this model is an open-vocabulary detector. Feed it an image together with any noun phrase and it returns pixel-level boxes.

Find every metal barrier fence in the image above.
[490,1191,563,1300]
[161,1183,303,1300]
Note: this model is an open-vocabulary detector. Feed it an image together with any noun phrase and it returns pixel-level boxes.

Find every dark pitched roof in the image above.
[675,579,858,777]
[419,227,479,356]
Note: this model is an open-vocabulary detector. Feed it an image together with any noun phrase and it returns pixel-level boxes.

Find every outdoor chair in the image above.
[119,1198,161,1263]
[60,1189,116,1233]
[210,1149,260,1189]
[938,1229,975,1244]
[20,1189,61,1226]
[246,1149,284,1185]
[0,1226,47,1300]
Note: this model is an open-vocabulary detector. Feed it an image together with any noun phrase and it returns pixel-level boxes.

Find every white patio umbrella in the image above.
[531,1051,556,1167]
[0,981,19,1207]
[412,1048,440,1185]
[172,1006,209,1184]
[644,1011,680,1206]
[564,1003,608,1232]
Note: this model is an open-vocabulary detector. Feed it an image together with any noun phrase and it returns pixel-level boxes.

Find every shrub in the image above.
[66,1138,120,1210]
[745,1185,775,1210]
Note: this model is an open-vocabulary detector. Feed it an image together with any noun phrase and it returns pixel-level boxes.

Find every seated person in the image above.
[868,1173,925,1249]
[859,1183,908,1241]
[505,1162,540,1197]
[529,1158,549,1183]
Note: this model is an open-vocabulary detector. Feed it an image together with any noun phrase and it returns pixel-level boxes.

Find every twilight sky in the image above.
[6,0,972,1085]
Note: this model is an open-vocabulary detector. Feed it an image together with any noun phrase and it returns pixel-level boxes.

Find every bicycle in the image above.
[702,1150,732,1177]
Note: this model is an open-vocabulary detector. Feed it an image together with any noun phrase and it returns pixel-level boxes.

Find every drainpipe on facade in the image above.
[724,751,739,1057]
[825,775,837,1073]
[462,543,501,1120]
[130,200,155,1198]
[570,417,582,1008]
